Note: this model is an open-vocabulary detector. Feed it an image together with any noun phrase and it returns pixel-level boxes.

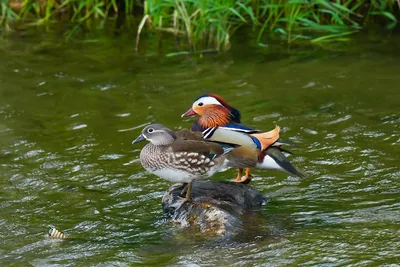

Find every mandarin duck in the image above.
[181,94,305,183]
[132,124,238,203]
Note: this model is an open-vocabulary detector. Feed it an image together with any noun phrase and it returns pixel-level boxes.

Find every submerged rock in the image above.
[162,181,267,236]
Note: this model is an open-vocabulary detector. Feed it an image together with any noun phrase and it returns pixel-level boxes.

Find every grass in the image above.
[137,0,257,51]
[1,0,400,51]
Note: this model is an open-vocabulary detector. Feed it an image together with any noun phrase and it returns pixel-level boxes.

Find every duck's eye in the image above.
[147,128,154,133]
[198,102,204,107]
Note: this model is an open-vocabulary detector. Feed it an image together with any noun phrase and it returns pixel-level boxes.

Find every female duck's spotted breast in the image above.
[139,144,222,183]
[139,144,170,171]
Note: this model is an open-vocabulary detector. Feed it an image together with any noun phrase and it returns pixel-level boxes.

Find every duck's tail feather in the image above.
[257,147,305,178]
[278,147,294,155]
[250,125,280,151]
[272,140,293,147]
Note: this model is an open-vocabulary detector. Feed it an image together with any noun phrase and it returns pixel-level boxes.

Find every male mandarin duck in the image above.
[181,94,305,183]
[132,124,238,204]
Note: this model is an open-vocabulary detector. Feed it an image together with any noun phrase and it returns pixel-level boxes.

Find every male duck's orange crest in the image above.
[208,94,231,108]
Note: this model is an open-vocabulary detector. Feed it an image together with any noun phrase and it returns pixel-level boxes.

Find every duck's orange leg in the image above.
[242,168,253,184]
[233,168,252,184]
[235,168,243,182]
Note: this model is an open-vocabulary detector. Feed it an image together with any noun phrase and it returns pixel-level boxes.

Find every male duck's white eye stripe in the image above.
[194,96,222,106]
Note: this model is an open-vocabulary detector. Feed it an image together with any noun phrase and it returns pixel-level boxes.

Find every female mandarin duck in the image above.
[181,94,305,183]
[132,124,237,203]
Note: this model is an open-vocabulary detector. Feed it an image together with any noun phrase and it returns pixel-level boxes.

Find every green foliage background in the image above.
[1,0,399,50]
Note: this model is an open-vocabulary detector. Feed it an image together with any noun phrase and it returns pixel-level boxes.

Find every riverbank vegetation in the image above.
[1,0,400,51]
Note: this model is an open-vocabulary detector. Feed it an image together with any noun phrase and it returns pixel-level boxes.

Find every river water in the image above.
[0,34,399,266]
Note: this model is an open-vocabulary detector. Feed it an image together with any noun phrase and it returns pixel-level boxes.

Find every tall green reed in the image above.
[257,0,399,45]
[1,0,135,33]
[136,0,256,52]
[1,0,399,50]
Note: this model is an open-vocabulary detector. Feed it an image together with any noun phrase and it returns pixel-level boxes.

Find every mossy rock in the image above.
[162,181,267,236]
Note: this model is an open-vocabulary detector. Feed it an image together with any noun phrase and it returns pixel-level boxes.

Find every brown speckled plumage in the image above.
[139,143,222,176]
[133,124,234,186]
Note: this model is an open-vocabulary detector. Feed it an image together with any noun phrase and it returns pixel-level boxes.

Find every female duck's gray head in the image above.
[132,124,177,146]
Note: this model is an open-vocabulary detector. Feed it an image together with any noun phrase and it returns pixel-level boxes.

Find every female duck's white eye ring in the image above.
[147,128,154,133]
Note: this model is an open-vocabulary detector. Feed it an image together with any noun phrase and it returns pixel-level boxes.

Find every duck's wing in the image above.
[218,122,260,133]
[175,129,203,140]
[202,127,259,150]
[171,138,238,159]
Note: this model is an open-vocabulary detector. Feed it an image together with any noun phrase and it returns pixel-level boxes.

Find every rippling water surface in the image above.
[0,35,399,266]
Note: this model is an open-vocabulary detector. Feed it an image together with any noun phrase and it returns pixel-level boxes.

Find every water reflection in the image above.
[0,35,399,266]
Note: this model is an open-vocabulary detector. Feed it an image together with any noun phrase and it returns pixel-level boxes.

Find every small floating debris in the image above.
[72,124,87,130]
[115,113,131,117]
[118,122,151,132]
[48,227,69,239]
[98,154,123,160]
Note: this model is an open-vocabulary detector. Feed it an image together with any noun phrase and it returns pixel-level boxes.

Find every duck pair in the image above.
[133,94,305,203]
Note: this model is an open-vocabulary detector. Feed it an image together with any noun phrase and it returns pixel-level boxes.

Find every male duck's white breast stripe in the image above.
[202,127,217,139]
